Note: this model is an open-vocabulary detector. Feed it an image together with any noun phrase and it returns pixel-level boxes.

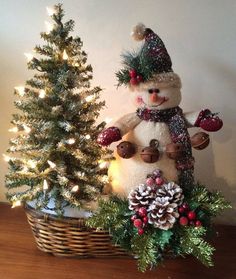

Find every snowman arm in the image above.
[97,113,142,146]
[114,112,142,136]
[184,109,223,132]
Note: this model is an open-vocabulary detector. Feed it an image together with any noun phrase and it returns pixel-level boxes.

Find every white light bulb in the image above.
[85,95,94,102]
[14,86,25,97]
[85,134,91,140]
[47,160,56,169]
[62,49,68,60]
[28,160,36,168]
[24,53,34,61]
[46,6,55,16]
[43,179,49,190]
[23,124,31,133]
[39,89,46,98]
[71,185,79,192]
[105,117,113,124]
[68,138,75,144]
[8,127,18,133]
[12,200,21,208]
[45,21,53,34]
[3,154,11,162]
[99,160,107,169]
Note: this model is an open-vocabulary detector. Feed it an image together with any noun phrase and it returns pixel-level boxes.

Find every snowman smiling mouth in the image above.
[148,97,168,107]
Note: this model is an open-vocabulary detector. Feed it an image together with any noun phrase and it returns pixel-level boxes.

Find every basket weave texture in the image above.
[25,204,128,258]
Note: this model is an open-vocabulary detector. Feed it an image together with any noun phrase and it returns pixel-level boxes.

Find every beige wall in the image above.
[0,0,235,224]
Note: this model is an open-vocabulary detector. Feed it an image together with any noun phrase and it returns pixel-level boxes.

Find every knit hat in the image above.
[116,23,181,88]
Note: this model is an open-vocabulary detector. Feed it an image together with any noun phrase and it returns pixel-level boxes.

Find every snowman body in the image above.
[109,119,178,196]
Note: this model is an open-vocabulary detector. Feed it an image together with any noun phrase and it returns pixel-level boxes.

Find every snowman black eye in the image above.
[154,89,160,93]
[148,89,153,94]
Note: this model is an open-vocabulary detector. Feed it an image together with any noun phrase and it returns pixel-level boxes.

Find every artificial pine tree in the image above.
[5,4,110,215]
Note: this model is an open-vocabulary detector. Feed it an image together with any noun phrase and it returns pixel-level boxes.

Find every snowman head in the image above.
[132,73,182,110]
[116,23,182,110]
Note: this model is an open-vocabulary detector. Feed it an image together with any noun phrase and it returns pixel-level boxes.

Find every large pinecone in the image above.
[156,182,184,205]
[148,197,179,230]
[128,184,156,211]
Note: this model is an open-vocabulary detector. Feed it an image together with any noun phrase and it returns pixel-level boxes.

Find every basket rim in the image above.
[24,203,89,226]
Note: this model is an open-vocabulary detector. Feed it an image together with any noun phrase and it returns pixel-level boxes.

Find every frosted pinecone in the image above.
[156,182,184,205]
[128,184,156,211]
[148,197,179,230]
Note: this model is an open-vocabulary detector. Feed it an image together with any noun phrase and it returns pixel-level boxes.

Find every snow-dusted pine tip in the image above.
[131,23,146,41]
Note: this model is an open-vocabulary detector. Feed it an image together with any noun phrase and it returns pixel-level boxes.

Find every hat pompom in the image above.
[131,23,146,41]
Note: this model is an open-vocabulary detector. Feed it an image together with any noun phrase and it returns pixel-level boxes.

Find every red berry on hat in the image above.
[130,77,138,86]
[155,177,164,186]
[188,211,196,220]
[178,207,185,214]
[138,207,147,217]
[129,69,137,78]
[136,75,143,83]
[143,216,148,224]
[179,216,188,226]
[195,220,202,227]
[133,219,143,228]
[138,228,144,235]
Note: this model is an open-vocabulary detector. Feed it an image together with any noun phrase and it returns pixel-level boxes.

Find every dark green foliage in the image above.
[5,4,112,213]
[87,183,231,272]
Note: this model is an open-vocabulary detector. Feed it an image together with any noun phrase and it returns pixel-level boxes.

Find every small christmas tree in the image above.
[5,4,110,215]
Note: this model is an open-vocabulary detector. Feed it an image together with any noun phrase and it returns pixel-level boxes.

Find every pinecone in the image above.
[128,184,156,211]
[148,197,179,230]
[156,182,184,205]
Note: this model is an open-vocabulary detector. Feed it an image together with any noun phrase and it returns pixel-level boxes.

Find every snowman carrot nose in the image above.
[150,92,159,103]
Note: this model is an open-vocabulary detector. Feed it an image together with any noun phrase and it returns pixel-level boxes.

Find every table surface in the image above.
[0,202,235,279]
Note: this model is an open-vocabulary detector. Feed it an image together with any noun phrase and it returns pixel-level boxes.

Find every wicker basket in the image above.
[25,204,128,258]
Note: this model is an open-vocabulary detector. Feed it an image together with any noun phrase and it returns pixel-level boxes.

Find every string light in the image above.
[68,138,75,144]
[45,21,53,34]
[85,134,91,140]
[28,160,37,168]
[62,49,68,60]
[46,6,55,16]
[43,179,49,190]
[47,160,56,169]
[8,127,18,133]
[24,53,34,62]
[105,117,113,124]
[71,185,79,192]
[99,160,107,169]
[39,89,46,98]
[3,154,11,162]
[85,95,94,102]
[14,86,25,97]
[23,124,31,133]
[12,200,21,208]
[101,175,109,183]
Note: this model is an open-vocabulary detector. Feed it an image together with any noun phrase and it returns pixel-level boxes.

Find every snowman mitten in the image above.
[194,109,223,132]
[97,127,122,146]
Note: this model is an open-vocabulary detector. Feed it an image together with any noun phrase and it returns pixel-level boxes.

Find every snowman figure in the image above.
[98,23,223,196]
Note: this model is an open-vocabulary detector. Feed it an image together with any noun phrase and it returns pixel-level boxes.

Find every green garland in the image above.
[87,183,231,272]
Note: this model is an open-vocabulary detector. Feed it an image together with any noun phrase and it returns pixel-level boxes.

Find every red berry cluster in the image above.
[146,169,165,187]
[131,207,148,235]
[129,69,143,86]
[178,203,202,227]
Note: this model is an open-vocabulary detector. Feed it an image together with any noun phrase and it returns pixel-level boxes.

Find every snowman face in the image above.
[134,85,182,110]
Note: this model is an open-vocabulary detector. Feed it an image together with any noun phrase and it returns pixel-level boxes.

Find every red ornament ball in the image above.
[136,75,143,83]
[178,207,185,214]
[188,211,197,220]
[182,203,189,212]
[138,207,147,217]
[133,219,143,228]
[138,228,144,235]
[129,69,137,78]
[179,216,188,226]
[195,220,202,227]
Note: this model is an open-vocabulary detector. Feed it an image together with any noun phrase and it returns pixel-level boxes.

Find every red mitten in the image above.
[97,127,122,146]
[195,109,223,132]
